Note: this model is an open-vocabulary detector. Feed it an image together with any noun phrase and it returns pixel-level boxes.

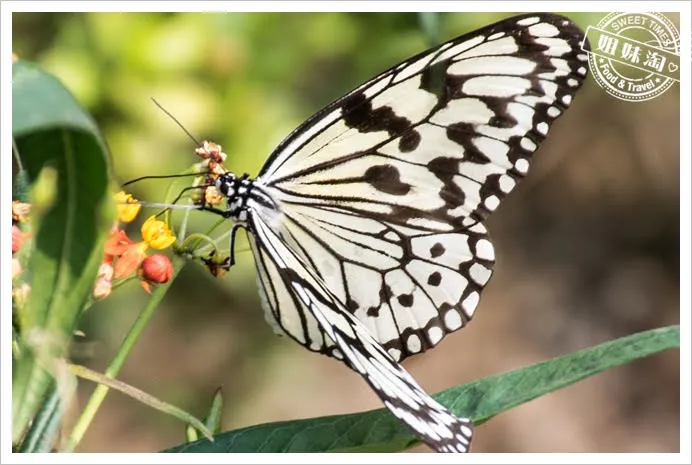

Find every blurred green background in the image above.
[12,12,680,452]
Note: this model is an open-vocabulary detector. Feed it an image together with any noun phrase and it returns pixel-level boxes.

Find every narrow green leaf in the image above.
[17,384,62,453]
[186,387,224,444]
[186,425,199,443]
[204,388,225,435]
[11,60,114,444]
[163,325,679,453]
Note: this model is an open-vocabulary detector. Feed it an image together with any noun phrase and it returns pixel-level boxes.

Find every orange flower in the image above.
[104,228,148,279]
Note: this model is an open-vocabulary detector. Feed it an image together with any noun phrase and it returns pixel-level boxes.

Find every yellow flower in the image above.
[141,216,176,250]
[115,191,141,223]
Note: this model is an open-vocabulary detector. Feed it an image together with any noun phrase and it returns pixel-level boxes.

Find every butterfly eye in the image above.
[215,174,235,196]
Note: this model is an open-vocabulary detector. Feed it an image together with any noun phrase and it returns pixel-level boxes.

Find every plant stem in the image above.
[62,255,187,452]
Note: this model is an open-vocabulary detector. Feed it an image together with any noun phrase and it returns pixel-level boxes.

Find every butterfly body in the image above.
[200,13,589,452]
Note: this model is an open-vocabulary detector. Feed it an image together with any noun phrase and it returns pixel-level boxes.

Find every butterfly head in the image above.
[215,172,238,198]
[212,172,255,221]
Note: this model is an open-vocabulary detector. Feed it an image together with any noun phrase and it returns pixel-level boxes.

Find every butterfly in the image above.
[188,13,589,452]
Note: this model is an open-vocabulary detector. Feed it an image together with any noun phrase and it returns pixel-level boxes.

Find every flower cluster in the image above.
[191,141,229,208]
[11,201,32,307]
[11,192,177,304]
[95,192,176,298]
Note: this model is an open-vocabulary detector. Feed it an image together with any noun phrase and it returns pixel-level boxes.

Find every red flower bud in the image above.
[140,254,173,284]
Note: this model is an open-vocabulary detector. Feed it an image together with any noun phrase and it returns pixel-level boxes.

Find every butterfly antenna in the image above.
[150,97,202,147]
[122,172,206,188]
[129,201,200,211]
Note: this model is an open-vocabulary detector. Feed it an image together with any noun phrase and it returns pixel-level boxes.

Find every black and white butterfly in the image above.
[194,13,589,453]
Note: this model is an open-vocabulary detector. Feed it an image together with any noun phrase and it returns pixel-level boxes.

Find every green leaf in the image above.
[11,60,115,444]
[163,325,679,453]
[17,384,62,453]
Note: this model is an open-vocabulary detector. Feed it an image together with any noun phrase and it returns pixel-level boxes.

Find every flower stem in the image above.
[62,255,187,452]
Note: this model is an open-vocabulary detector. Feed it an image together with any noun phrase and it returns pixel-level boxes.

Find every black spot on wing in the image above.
[346,298,359,312]
[446,124,492,164]
[398,129,421,152]
[363,165,411,196]
[429,242,445,258]
[397,293,414,307]
[380,284,393,302]
[341,93,412,136]
[427,271,442,286]
[366,306,380,317]
[420,60,450,100]
[427,156,466,208]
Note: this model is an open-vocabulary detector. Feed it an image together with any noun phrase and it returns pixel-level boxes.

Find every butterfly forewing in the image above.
[251,13,588,361]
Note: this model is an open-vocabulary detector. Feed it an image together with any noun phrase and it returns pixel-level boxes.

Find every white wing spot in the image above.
[499,174,516,193]
[528,22,560,37]
[450,56,536,77]
[484,195,500,210]
[475,238,495,261]
[562,94,573,105]
[547,106,561,117]
[461,75,532,98]
[461,424,473,438]
[520,137,537,152]
[567,78,579,87]
[362,77,391,99]
[428,325,444,345]
[394,54,434,83]
[462,291,480,316]
[431,35,485,65]
[577,53,588,61]
[431,97,493,126]
[516,16,540,26]
[487,31,505,40]
[332,348,343,360]
[384,231,399,241]
[406,333,422,353]
[444,309,463,331]
[470,263,492,285]
[515,158,530,173]
[462,217,476,227]
[387,347,402,361]
[536,121,549,135]
[577,66,587,75]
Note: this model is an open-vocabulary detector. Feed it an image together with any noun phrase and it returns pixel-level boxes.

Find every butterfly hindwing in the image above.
[256,204,494,362]
[250,213,473,453]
